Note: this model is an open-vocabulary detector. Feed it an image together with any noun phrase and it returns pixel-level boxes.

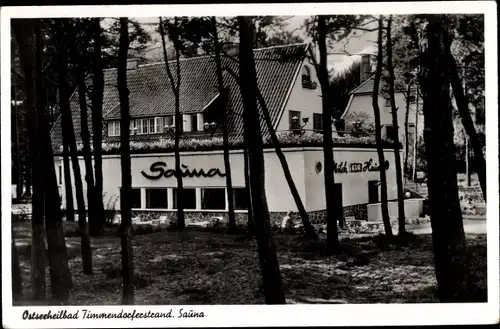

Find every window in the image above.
[385,98,391,107]
[368,181,379,203]
[131,188,142,209]
[136,119,143,134]
[164,115,174,127]
[191,114,198,132]
[289,110,301,130]
[173,188,196,209]
[149,118,155,133]
[408,95,416,104]
[58,166,62,185]
[313,113,323,131]
[108,120,120,137]
[201,188,226,210]
[154,117,164,133]
[233,188,249,210]
[385,125,397,140]
[302,65,311,82]
[146,188,168,209]
[139,118,149,134]
[130,120,137,135]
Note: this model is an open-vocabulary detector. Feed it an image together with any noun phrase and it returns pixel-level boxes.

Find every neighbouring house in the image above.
[51,43,418,228]
[340,54,424,166]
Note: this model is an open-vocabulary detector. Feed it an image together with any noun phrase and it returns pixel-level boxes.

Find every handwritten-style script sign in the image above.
[333,158,390,174]
[141,161,226,179]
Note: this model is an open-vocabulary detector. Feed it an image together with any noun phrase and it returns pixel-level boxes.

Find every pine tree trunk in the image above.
[404,82,411,181]
[317,16,340,252]
[386,16,407,236]
[446,52,486,201]
[57,21,93,275]
[90,18,106,236]
[12,226,24,302]
[118,17,135,305]
[211,17,236,233]
[239,16,285,304]
[255,87,317,239]
[62,137,75,222]
[159,17,185,230]
[243,146,255,236]
[412,86,420,181]
[39,21,72,304]
[13,91,24,199]
[13,19,46,302]
[373,16,393,237]
[419,15,469,302]
[25,166,32,198]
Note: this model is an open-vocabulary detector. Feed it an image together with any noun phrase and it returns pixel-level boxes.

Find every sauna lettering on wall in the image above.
[141,161,226,179]
[333,158,390,174]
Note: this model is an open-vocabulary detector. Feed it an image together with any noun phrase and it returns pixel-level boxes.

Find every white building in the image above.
[51,44,420,227]
[340,55,424,158]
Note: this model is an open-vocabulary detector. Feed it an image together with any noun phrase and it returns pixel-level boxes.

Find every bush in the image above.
[104,194,118,226]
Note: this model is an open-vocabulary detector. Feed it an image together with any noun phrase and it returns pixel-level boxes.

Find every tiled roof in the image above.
[349,76,375,94]
[51,43,309,153]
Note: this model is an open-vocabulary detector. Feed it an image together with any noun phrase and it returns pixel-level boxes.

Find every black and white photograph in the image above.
[1,2,498,327]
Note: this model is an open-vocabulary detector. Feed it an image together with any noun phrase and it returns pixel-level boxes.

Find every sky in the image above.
[135,16,377,76]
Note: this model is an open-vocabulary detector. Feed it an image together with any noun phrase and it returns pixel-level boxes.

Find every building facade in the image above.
[51,43,418,227]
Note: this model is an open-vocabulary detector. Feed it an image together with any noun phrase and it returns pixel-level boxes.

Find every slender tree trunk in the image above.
[90,18,106,236]
[12,226,24,302]
[243,146,255,235]
[412,86,419,181]
[256,87,317,239]
[40,21,72,304]
[465,136,471,186]
[25,166,32,198]
[446,52,486,201]
[75,63,95,275]
[373,16,393,237]
[159,17,185,230]
[62,137,75,222]
[211,17,236,233]
[419,15,469,302]
[386,15,407,236]
[224,66,317,239]
[118,17,135,305]
[239,16,285,304]
[317,16,340,252]
[404,82,411,182]
[14,85,24,199]
[13,20,46,301]
[57,22,93,275]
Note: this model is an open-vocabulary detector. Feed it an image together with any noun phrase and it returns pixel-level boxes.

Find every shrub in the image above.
[58,130,399,155]
[104,194,118,226]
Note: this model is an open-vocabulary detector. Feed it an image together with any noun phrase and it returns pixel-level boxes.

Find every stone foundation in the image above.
[126,205,369,231]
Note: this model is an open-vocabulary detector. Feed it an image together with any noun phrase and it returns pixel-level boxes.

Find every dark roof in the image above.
[51,43,310,153]
[349,76,375,95]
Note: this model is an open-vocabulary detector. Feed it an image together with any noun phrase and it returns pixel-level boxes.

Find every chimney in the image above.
[127,58,139,70]
[360,54,372,82]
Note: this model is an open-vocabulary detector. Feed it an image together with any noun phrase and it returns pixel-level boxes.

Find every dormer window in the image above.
[301,65,317,90]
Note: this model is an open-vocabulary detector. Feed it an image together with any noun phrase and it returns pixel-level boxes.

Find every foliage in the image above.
[329,61,361,118]
[342,111,376,137]
[103,193,119,226]
[61,131,399,154]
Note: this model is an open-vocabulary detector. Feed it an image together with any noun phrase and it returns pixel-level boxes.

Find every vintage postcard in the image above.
[1,2,498,328]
